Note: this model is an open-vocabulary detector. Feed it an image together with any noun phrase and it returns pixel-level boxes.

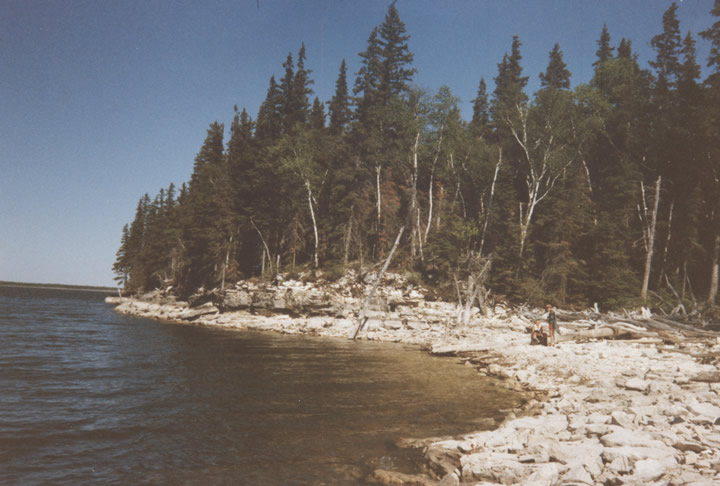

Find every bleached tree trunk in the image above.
[304,179,320,268]
[409,133,420,259]
[657,199,674,288]
[352,226,405,340]
[479,147,502,258]
[709,234,720,305]
[376,165,382,226]
[220,235,232,291]
[507,103,574,258]
[454,256,492,325]
[640,176,662,303]
[252,219,273,277]
[423,131,442,245]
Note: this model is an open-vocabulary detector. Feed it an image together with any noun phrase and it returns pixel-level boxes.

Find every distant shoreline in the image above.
[0,281,117,293]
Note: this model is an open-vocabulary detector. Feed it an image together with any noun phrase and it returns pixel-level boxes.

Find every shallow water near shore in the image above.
[0,286,523,484]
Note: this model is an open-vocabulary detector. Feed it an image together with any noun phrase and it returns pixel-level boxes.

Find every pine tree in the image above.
[309,97,325,130]
[617,38,633,60]
[539,43,571,90]
[293,43,314,127]
[181,122,232,292]
[594,25,614,66]
[328,59,351,135]
[470,77,490,139]
[377,3,416,102]
[112,224,131,287]
[256,76,283,141]
[353,27,383,125]
[650,2,682,93]
[491,35,529,126]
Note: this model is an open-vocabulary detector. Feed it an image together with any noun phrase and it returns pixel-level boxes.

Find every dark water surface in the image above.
[0,286,522,485]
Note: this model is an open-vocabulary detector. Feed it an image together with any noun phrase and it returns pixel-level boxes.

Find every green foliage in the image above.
[114,3,720,313]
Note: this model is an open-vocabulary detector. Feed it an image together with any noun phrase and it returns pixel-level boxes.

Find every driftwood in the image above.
[558,327,654,343]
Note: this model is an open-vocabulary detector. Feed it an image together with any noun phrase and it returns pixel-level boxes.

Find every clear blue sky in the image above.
[1,0,715,287]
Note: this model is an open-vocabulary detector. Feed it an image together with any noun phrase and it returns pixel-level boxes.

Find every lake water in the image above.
[0,285,523,485]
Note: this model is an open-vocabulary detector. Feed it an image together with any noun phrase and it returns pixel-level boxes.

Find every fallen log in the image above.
[558,325,662,343]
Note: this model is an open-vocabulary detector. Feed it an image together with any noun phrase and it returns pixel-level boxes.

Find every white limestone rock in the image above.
[460,451,530,484]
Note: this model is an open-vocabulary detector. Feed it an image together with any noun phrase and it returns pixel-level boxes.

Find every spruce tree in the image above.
[112,224,131,287]
[328,59,351,135]
[539,43,571,90]
[377,3,416,102]
[309,97,325,130]
[256,76,283,142]
[650,2,682,93]
[470,77,490,139]
[181,122,231,292]
[293,43,314,127]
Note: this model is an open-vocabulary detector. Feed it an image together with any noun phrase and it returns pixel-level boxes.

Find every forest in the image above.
[114,2,720,315]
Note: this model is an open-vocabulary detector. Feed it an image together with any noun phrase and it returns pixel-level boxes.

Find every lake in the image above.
[0,285,522,485]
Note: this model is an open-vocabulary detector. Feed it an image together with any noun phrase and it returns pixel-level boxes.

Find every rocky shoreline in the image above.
[107,274,720,485]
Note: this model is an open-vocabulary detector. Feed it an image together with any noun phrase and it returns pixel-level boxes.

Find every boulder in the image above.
[629,458,666,482]
[460,451,530,484]
[221,289,252,309]
[424,445,462,478]
[523,463,560,485]
[561,464,594,485]
[611,411,635,429]
[624,378,650,392]
[600,428,667,448]
[687,402,720,423]
[601,445,678,470]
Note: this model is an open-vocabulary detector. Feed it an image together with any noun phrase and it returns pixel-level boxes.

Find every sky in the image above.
[1,0,716,287]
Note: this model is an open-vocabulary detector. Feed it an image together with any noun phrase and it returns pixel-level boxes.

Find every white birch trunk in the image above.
[479,147,502,258]
[409,133,420,258]
[641,176,662,303]
[305,179,319,268]
[376,165,382,226]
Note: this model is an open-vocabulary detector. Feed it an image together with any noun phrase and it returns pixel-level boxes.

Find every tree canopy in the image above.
[114,3,720,314]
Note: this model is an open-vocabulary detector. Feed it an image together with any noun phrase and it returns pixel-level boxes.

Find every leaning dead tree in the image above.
[352,226,405,340]
[454,254,493,325]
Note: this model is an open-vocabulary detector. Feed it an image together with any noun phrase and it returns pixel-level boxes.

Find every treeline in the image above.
[114,2,720,312]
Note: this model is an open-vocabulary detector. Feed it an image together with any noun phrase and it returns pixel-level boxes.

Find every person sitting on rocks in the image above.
[546,304,558,346]
[531,319,547,345]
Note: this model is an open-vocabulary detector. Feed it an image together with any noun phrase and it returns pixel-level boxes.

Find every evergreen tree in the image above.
[377,3,416,101]
[470,77,490,139]
[328,59,351,135]
[293,43,314,127]
[592,25,614,96]
[650,2,682,93]
[181,122,232,292]
[594,25,614,66]
[256,76,283,141]
[539,43,571,90]
[353,27,383,125]
[490,35,529,125]
[309,97,326,130]
[112,224,131,287]
[617,38,633,60]
[228,106,258,277]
